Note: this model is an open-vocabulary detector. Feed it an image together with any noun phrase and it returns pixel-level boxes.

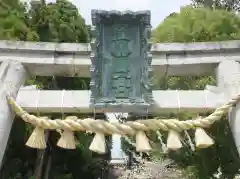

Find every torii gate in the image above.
[0,10,240,168]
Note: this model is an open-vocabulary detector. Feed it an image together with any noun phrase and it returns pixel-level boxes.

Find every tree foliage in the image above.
[152,6,240,43]
[191,0,240,12]
[29,0,88,42]
[0,0,39,41]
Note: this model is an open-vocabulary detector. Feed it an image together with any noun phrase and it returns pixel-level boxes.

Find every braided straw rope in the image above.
[7,94,240,154]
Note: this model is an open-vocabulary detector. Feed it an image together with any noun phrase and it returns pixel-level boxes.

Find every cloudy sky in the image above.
[45,0,191,28]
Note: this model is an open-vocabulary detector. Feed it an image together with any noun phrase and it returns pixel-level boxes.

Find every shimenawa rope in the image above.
[6,94,240,154]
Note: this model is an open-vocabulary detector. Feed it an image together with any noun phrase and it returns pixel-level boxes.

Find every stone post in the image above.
[105,113,126,164]
[0,61,27,167]
[215,60,240,155]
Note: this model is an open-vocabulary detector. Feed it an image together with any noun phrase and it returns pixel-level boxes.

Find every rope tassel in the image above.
[89,132,106,154]
[26,126,46,149]
[57,116,77,149]
[57,130,76,149]
[136,131,152,152]
[167,130,182,150]
[26,116,49,149]
[195,128,214,148]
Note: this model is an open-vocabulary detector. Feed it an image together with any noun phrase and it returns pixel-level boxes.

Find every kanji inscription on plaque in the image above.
[90,10,153,111]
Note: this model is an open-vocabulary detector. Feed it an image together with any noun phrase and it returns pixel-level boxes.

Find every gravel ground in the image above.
[109,159,184,179]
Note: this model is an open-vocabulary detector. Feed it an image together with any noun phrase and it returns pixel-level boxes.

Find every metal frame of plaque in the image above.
[90,10,153,112]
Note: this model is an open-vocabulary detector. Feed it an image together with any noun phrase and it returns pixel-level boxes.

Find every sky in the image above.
[45,0,192,28]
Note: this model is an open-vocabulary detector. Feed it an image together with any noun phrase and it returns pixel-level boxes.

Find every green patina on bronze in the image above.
[90,10,153,112]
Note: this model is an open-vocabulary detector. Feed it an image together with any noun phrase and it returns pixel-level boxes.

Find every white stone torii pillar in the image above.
[105,113,126,164]
[0,61,27,168]
[215,60,240,155]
